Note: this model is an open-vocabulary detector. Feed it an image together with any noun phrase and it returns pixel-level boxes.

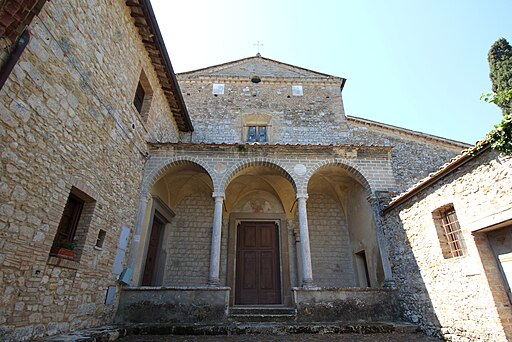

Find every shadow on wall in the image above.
[474,229,512,340]
[382,210,444,339]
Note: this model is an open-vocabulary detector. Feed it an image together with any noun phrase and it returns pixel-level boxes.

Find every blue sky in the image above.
[151,0,511,144]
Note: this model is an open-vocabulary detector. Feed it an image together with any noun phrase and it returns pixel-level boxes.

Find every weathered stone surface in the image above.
[1,2,476,341]
[293,288,399,323]
[0,0,181,340]
[383,150,512,341]
[115,287,230,324]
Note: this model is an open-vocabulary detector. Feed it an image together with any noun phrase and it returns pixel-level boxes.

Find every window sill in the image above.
[47,256,80,270]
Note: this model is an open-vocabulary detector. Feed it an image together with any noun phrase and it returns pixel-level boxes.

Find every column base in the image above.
[383,279,396,289]
[302,278,318,289]
[207,278,220,287]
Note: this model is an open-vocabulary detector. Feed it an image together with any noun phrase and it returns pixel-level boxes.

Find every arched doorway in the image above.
[224,164,296,306]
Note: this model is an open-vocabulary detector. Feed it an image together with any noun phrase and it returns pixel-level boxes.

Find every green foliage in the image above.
[488,38,512,115]
[485,114,512,153]
[479,39,512,155]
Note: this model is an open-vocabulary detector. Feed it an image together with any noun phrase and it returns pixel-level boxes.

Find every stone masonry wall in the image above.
[0,0,179,340]
[144,145,397,196]
[348,120,465,193]
[177,76,349,145]
[383,150,512,341]
[163,192,213,286]
[307,193,355,287]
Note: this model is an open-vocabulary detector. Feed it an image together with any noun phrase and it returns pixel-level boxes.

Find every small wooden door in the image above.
[141,214,164,286]
[235,222,281,305]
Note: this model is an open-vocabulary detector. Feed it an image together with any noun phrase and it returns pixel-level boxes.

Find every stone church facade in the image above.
[0,1,510,341]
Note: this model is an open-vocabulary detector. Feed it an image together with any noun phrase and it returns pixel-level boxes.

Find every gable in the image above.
[179,56,342,80]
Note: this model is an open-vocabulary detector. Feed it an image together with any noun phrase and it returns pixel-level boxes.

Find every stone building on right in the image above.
[383,146,512,341]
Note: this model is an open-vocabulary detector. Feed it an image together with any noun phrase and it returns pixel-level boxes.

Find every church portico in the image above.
[116,144,399,323]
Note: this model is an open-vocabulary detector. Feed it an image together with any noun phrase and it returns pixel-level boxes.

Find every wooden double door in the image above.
[235,221,281,305]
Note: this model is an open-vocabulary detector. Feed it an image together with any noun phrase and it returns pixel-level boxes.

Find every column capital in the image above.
[212,192,225,199]
[141,191,152,202]
[296,193,308,200]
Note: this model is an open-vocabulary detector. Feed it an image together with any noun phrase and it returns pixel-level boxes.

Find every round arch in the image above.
[302,159,373,196]
[219,158,298,193]
[142,156,215,195]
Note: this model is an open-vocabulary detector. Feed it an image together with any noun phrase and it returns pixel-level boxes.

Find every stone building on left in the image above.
[0,0,192,340]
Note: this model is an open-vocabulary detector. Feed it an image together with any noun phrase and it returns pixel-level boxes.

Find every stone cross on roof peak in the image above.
[253,41,264,55]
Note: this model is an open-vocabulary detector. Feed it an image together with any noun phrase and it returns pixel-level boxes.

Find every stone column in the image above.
[297,194,315,287]
[126,193,150,280]
[368,195,395,288]
[208,192,224,286]
[293,227,303,287]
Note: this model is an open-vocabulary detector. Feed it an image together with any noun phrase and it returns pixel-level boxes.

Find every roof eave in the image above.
[128,0,193,132]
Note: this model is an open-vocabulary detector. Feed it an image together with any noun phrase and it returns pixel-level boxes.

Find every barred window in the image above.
[433,205,466,259]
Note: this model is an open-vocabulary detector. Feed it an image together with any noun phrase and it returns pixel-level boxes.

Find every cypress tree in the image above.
[488,38,512,115]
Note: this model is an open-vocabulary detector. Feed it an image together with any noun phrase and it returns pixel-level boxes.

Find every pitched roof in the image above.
[178,55,345,82]
[126,0,193,132]
[347,115,472,149]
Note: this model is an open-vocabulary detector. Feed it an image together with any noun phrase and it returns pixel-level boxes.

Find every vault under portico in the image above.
[132,162,215,287]
[306,166,385,288]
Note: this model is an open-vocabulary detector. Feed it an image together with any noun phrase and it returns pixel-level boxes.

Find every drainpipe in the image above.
[0,26,30,91]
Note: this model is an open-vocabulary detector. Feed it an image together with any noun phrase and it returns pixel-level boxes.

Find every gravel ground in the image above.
[119,333,439,341]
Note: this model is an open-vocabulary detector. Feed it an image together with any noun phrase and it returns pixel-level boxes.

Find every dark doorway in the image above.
[235,221,281,305]
[141,213,165,286]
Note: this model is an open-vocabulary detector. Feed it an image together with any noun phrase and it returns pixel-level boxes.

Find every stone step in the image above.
[130,321,420,335]
[38,322,420,341]
[229,313,297,323]
[229,305,297,316]
[229,306,297,323]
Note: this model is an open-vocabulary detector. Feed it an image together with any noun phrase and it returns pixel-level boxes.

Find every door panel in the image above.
[235,222,281,305]
[141,215,164,286]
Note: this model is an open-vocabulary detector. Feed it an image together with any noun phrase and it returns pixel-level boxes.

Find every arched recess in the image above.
[305,162,385,288]
[142,156,216,196]
[219,159,298,194]
[136,158,215,287]
[223,160,297,306]
[301,159,373,197]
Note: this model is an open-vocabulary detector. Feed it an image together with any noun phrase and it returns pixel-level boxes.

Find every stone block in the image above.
[115,287,230,324]
[293,287,399,322]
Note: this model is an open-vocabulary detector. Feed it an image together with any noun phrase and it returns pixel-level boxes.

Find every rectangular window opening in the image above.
[96,229,107,249]
[433,205,467,259]
[133,81,145,114]
[247,126,268,143]
[50,187,96,262]
[133,69,153,123]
